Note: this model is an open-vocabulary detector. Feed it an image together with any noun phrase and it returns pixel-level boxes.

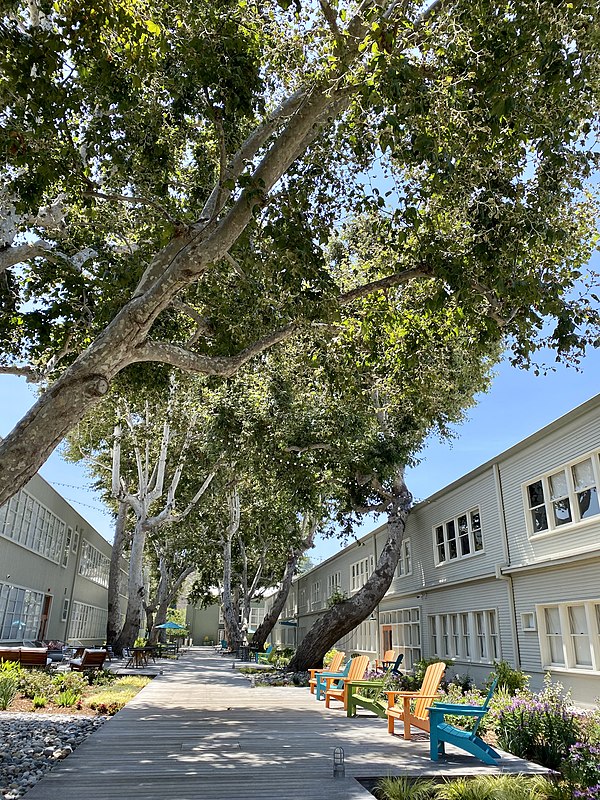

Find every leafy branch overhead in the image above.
[0,0,599,504]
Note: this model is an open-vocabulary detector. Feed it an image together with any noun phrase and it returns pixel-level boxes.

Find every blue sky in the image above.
[1,261,599,554]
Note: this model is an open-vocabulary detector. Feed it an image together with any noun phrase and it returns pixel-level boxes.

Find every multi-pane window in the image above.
[434,509,483,565]
[62,527,72,568]
[429,610,499,664]
[0,582,44,640]
[395,539,412,577]
[67,601,107,641]
[78,540,110,588]
[525,453,600,536]
[0,490,66,563]
[350,556,374,592]
[327,571,342,597]
[338,618,377,654]
[299,588,307,612]
[537,600,600,671]
[311,581,321,609]
[379,608,421,670]
[61,598,70,623]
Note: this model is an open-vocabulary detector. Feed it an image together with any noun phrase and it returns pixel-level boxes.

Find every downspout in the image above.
[493,463,520,669]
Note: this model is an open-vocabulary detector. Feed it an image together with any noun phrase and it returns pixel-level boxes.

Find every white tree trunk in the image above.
[106,501,127,649]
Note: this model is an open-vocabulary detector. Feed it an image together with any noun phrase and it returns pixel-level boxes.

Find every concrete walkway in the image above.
[24,648,548,800]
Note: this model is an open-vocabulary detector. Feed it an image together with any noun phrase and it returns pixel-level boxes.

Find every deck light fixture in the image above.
[333,747,345,778]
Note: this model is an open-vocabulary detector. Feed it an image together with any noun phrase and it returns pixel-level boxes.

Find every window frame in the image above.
[429,609,500,665]
[536,600,600,673]
[523,451,600,539]
[395,538,412,577]
[433,508,484,566]
[350,555,374,593]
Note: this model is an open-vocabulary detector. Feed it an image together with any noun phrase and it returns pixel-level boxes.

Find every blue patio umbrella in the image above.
[154,621,186,629]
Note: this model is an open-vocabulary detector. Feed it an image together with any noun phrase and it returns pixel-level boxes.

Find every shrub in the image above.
[32,695,47,708]
[562,742,600,794]
[323,649,340,667]
[435,684,487,732]
[414,658,454,688]
[495,677,581,770]
[89,669,118,687]
[436,778,495,800]
[0,673,18,710]
[20,669,55,699]
[53,671,88,694]
[56,688,80,707]
[487,661,529,695]
[376,776,437,799]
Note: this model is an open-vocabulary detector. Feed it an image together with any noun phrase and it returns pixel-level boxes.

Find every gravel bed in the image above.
[0,713,106,799]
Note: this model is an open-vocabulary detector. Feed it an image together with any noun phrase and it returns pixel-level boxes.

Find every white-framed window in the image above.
[72,528,80,553]
[429,609,499,664]
[338,617,377,654]
[395,538,412,577]
[521,612,536,632]
[433,509,483,565]
[62,527,72,568]
[61,598,70,622]
[537,600,600,671]
[350,555,374,592]
[249,607,264,630]
[327,571,342,597]
[380,608,422,670]
[311,581,321,609]
[67,601,107,641]
[0,490,66,563]
[78,540,110,588]
[524,453,600,537]
[299,588,307,612]
[0,581,45,640]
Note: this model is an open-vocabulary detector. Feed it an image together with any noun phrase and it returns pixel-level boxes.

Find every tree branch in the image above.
[132,324,297,376]
[0,365,39,382]
[0,241,55,274]
[82,190,181,226]
[285,443,332,454]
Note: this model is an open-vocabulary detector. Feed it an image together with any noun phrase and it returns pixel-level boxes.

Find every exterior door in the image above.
[38,595,52,641]
[381,624,393,653]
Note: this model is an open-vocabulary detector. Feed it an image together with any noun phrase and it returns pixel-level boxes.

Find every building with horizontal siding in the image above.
[266,394,600,706]
[0,472,123,646]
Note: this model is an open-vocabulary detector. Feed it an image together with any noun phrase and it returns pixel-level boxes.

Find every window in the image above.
[299,588,307,612]
[0,490,66,563]
[67,601,107,640]
[524,454,600,536]
[429,610,499,664]
[311,581,321,609]
[433,509,484,565]
[521,612,536,632]
[537,601,600,671]
[61,598,70,622]
[72,528,80,553]
[62,527,72,568]
[350,555,374,592]
[338,617,377,654]
[380,608,422,670]
[249,607,264,630]
[0,582,45,640]
[78,540,110,588]
[395,539,412,577]
[327,571,342,597]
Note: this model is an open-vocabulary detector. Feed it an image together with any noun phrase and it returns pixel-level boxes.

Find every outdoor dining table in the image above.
[126,646,154,668]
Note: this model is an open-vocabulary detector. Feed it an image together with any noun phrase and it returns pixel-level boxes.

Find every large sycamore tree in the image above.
[1,0,599,508]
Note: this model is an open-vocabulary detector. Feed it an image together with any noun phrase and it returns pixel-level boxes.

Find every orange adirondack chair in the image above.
[324,655,370,709]
[375,649,396,671]
[308,651,345,695]
[386,661,446,739]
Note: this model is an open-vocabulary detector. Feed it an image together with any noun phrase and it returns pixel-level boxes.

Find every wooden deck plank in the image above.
[22,648,548,800]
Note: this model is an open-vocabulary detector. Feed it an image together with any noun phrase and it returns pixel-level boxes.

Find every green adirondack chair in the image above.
[256,644,275,664]
[346,655,403,718]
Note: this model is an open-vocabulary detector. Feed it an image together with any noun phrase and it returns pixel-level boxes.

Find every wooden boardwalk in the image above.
[25,649,547,800]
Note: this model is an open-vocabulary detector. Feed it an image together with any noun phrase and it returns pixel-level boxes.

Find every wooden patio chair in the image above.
[309,651,345,695]
[69,648,107,672]
[375,649,396,671]
[256,644,274,663]
[324,655,370,710]
[346,655,404,719]
[314,660,351,700]
[386,661,446,739]
[428,678,500,765]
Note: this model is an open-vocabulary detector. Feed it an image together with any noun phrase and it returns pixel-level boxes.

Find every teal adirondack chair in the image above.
[314,661,351,701]
[256,644,275,663]
[346,655,404,718]
[428,678,500,765]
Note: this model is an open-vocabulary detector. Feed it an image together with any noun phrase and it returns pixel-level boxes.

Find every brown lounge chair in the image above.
[386,661,446,739]
[69,648,107,672]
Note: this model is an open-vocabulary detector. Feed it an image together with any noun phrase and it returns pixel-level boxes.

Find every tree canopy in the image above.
[0,0,599,506]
